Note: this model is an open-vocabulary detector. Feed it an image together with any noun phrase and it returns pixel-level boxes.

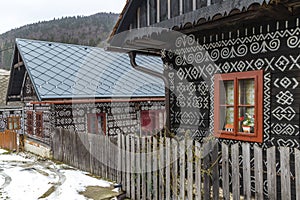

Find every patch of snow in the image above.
[0,149,8,154]
[46,170,112,200]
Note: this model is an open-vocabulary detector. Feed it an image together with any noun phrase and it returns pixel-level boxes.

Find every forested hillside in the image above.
[0,12,118,69]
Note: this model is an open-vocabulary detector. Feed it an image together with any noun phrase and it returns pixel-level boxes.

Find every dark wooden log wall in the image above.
[162,17,300,148]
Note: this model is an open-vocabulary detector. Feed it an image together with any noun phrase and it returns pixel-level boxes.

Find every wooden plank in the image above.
[179,138,186,200]
[222,143,230,200]
[153,137,158,200]
[117,134,122,184]
[254,145,263,200]
[203,141,212,200]
[131,136,135,199]
[137,138,141,200]
[295,148,300,200]
[187,138,193,200]
[267,146,276,200]
[242,143,251,200]
[159,135,165,200]
[231,143,240,200]
[212,141,219,200]
[141,137,146,200]
[126,135,131,198]
[122,134,126,188]
[147,137,152,200]
[280,147,291,200]
[195,141,202,200]
[172,138,178,199]
[165,137,171,200]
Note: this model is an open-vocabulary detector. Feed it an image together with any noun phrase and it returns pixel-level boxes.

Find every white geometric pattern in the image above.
[276,91,294,105]
[272,106,296,121]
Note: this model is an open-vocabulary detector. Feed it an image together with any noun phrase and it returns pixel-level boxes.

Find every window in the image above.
[141,110,165,135]
[26,111,33,135]
[35,112,43,137]
[87,113,106,135]
[7,116,20,130]
[214,70,263,143]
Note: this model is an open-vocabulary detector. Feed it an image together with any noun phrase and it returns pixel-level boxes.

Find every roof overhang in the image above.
[108,0,300,54]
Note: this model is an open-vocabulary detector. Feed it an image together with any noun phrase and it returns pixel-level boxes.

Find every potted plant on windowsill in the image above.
[239,113,254,133]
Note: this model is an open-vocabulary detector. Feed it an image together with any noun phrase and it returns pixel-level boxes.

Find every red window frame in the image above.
[35,112,43,137]
[26,111,33,135]
[87,113,106,135]
[214,70,263,143]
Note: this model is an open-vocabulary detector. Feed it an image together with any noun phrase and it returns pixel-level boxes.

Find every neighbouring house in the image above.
[0,69,23,150]
[7,38,165,157]
[108,0,300,198]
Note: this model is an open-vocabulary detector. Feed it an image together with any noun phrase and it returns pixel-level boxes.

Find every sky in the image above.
[0,0,125,34]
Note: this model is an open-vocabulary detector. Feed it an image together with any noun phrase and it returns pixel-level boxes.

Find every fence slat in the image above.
[159,135,164,200]
[267,146,276,200]
[195,142,202,200]
[126,135,131,198]
[212,141,219,200]
[187,138,193,200]
[121,134,126,189]
[242,143,251,200]
[232,143,240,200]
[152,137,158,200]
[280,147,291,200]
[222,143,230,200]
[117,134,122,184]
[137,138,141,200]
[172,139,178,200]
[147,137,152,200]
[203,141,211,200]
[296,148,300,200]
[254,145,263,200]
[165,137,171,200]
[131,136,135,199]
[141,137,146,200]
[179,138,186,200]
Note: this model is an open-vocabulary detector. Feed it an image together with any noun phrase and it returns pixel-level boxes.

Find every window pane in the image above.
[239,79,255,105]
[220,80,234,105]
[219,106,234,132]
[239,107,255,133]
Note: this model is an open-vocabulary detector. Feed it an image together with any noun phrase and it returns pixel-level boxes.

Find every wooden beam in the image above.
[14,61,24,69]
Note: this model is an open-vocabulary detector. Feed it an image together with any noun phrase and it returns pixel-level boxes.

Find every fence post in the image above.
[222,143,230,200]
[126,134,131,198]
[147,137,152,200]
[117,134,122,184]
[137,137,141,200]
[131,136,135,199]
[187,138,193,200]
[159,134,165,200]
[172,139,178,199]
[231,143,240,200]
[195,141,202,200]
[179,137,186,200]
[242,143,251,200]
[152,137,158,200]
[165,137,171,200]
[267,146,276,200]
[254,145,263,200]
[295,148,300,200]
[212,141,219,200]
[280,147,291,200]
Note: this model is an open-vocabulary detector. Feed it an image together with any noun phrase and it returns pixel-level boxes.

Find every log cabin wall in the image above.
[50,101,165,137]
[162,17,300,148]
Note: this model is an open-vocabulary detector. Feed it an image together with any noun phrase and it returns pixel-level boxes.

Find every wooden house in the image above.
[109,0,300,148]
[107,0,300,198]
[7,38,165,157]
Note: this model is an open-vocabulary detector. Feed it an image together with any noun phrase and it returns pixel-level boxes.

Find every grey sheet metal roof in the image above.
[16,38,164,100]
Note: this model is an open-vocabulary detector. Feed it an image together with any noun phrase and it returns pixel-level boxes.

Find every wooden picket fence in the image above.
[0,130,17,151]
[52,128,300,199]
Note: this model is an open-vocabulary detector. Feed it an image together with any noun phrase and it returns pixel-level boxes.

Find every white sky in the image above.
[0,0,125,34]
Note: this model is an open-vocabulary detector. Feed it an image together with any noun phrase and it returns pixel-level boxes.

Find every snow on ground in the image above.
[0,149,117,200]
[0,149,7,154]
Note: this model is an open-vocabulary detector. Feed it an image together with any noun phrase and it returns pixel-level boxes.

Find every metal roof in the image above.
[15,38,164,100]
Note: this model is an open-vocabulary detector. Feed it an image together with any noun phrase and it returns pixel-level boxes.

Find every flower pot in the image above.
[242,126,251,133]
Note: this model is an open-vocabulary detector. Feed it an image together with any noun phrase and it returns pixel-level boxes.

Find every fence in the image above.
[0,130,17,151]
[52,129,300,199]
